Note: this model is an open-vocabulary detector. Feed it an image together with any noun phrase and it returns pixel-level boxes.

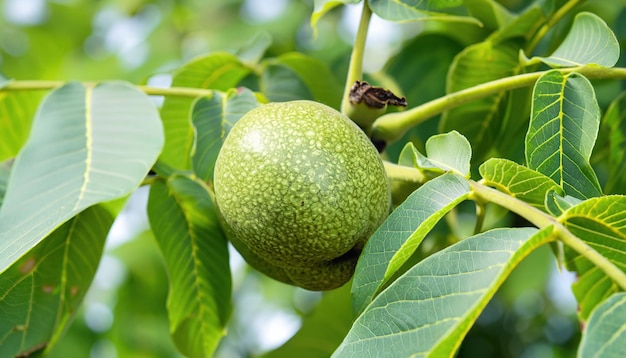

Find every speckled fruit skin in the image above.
[214,100,391,291]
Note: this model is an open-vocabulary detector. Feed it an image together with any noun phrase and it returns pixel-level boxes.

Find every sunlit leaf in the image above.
[191,88,259,181]
[578,292,626,358]
[352,173,471,315]
[523,12,620,68]
[479,158,562,211]
[369,0,481,25]
[0,82,163,274]
[264,284,352,358]
[440,40,520,162]
[147,174,231,358]
[560,196,626,320]
[159,53,251,169]
[0,91,42,162]
[525,70,602,199]
[0,205,113,357]
[335,227,552,357]
[419,130,471,176]
[311,0,361,35]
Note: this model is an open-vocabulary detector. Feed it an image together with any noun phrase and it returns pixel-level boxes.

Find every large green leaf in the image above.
[261,63,313,103]
[560,196,626,320]
[0,205,113,357]
[479,158,562,211]
[0,90,42,162]
[601,91,626,194]
[523,12,620,68]
[0,82,163,274]
[440,40,520,162]
[270,53,343,109]
[525,70,602,199]
[147,174,231,358]
[578,292,626,358]
[335,227,552,357]
[369,0,481,25]
[191,88,259,182]
[352,173,471,315]
[264,284,353,358]
[159,53,251,169]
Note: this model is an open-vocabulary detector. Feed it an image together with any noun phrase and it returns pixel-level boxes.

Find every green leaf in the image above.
[237,32,272,65]
[560,196,626,320]
[544,190,581,217]
[352,173,471,315]
[369,0,481,25]
[264,284,353,358]
[191,88,259,182]
[420,130,472,176]
[488,5,545,43]
[0,205,113,357]
[600,91,626,194]
[0,91,42,162]
[463,0,514,31]
[578,292,626,358]
[0,159,11,208]
[270,53,343,109]
[0,82,163,275]
[479,158,562,211]
[440,40,520,162]
[335,227,552,357]
[311,0,361,35]
[525,70,602,199]
[261,63,314,102]
[159,53,251,170]
[523,12,620,68]
[147,174,231,358]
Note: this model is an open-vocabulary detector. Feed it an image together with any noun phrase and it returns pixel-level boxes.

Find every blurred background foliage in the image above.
[2,0,625,357]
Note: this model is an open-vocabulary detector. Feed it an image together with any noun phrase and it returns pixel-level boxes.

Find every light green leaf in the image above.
[601,91,626,194]
[525,70,602,199]
[419,130,471,176]
[0,159,11,208]
[463,0,514,31]
[369,0,481,25]
[352,173,470,315]
[335,227,552,357]
[523,12,620,68]
[0,91,42,162]
[159,53,251,170]
[0,205,113,357]
[544,190,581,217]
[147,174,231,358]
[0,82,163,275]
[578,293,626,358]
[311,0,361,35]
[270,53,343,109]
[237,32,272,65]
[479,158,562,211]
[440,40,520,162]
[560,195,626,320]
[191,88,259,182]
[264,284,352,358]
[488,5,545,43]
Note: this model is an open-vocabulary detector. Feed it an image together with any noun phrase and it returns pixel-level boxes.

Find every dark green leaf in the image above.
[0,82,163,274]
[601,91,626,194]
[560,196,626,320]
[335,227,552,357]
[479,158,562,211]
[352,173,471,315]
[440,40,520,162]
[191,88,259,181]
[159,53,251,169]
[578,293,626,358]
[0,205,113,357]
[525,70,602,199]
[523,12,620,68]
[147,174,231,358]
[261,63,314,102]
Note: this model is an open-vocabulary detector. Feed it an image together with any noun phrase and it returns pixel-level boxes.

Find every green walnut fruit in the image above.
[214,100,391,290]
